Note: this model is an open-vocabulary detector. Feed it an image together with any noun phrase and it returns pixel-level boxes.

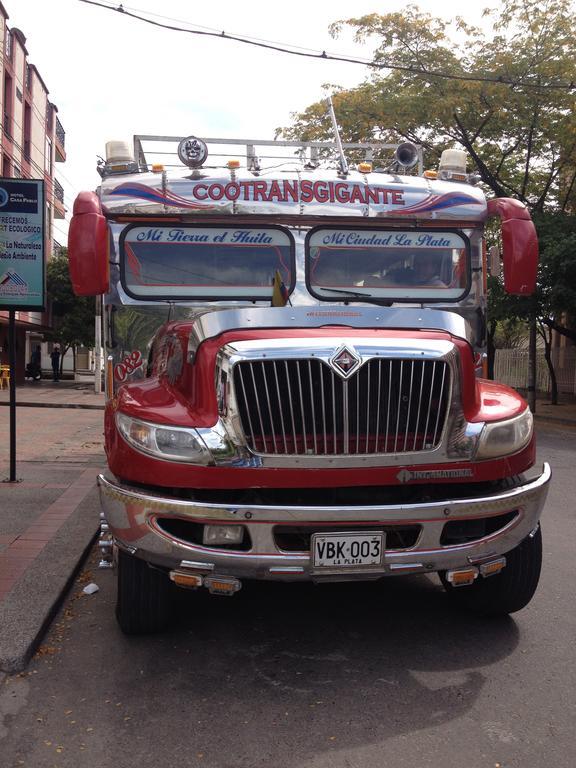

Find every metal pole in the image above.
[94,295,102,394]
[9,310,16,481]
[528,315,537,413]
[325,96,349,176]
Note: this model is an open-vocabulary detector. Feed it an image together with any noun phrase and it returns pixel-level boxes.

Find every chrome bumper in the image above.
[98,463,551,581]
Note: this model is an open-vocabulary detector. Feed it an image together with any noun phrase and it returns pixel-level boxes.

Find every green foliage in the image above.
[47,249,95,354]
[280,0,576,212]
[533,213,576,338]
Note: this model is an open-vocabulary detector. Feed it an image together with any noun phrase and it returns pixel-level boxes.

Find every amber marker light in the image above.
[204,576,242,595]
[446,567,479,586]
[170,571,203,588]
[227,159,241,169]
[152,163,164,173]
[358,162,372,173]
[480,558,506,577]
[423,170,438,179]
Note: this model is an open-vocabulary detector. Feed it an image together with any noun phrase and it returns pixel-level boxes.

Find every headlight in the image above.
[476,408,533,460]
[116,413,210,464]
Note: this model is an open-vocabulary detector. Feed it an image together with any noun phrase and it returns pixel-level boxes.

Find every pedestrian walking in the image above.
[51,345,61,382]
[25,345,42,381]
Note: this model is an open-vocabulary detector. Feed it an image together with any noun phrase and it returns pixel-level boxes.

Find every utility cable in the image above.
[78,0,576,91]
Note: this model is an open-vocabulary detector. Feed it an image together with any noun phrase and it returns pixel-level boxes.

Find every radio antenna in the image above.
[326,96,349,176]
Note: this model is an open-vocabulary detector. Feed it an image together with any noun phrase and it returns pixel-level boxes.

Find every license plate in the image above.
[311,531,384,571]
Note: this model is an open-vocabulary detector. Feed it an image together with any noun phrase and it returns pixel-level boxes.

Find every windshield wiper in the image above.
[318,287,393,307]
[320,287,374,298]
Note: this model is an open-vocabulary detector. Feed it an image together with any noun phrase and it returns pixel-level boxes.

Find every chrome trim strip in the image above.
[308,361,318,454]
[273,361,288,453]
[99,464,550,580]
[99,463,550,523]
[433,363,448,446]
[187,306,473,354]
[262,362,278,454]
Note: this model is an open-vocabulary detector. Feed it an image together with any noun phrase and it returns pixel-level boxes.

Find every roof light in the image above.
[151,163,164,173]
[358,162,372,173]
[105,140,134,164]
[177,135,208,168]
[227,159,240,169]
[99,140,139,178]
[438,148,468,181]
[423,169,438,179]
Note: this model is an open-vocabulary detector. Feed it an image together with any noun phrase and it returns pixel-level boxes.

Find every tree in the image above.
[280,0,576,398]
[280,0,576,212]
[47,249,95,374]
[487,211,576,404]
[486,276,528,380]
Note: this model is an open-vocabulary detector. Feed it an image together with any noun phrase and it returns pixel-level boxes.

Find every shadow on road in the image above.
[100,575,520,766]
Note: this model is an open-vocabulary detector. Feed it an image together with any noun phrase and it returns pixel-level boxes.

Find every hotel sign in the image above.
[0,178,45,310]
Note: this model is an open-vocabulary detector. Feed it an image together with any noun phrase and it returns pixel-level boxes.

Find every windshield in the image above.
[120,225,294,300]
[307,228,469,302]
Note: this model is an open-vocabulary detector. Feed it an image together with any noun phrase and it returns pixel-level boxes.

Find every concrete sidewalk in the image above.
[0,387,105,671]
[0,378,105,410]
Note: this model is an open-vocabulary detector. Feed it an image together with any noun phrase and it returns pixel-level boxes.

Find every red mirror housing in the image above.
[487,198,538,295]
[68,191,109,296]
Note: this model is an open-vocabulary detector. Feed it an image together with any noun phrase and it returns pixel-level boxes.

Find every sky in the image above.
[8,0,496,243]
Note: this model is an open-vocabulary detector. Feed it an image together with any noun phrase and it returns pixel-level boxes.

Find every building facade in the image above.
[0,2,66,382]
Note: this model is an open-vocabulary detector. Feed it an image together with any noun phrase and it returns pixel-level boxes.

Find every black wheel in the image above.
[441,525,542,616]
[116,549,176,635]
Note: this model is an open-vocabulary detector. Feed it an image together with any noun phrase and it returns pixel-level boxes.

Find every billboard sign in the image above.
[0,178,45,310]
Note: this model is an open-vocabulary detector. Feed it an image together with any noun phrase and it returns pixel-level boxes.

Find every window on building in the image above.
[45,137,53,175]
[2,154,11,177]
[5,31,12,61]
[46,103,54,133]
[46,202,52,240]
[23,103,32,160]
[25,64,32,92]
[3,73,13,139]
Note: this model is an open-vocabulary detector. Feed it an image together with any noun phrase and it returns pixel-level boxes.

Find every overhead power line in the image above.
[78,0,576,91]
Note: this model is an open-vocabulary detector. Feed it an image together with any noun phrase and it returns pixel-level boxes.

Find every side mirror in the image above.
[68,192,109,296]
[488,245,501,278]
[486,198,538,295]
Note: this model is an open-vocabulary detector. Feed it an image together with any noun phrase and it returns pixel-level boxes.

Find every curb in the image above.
[534,413,576,427]
[0,470,103,673]
[0,401,104,410]
[0,527,99,673]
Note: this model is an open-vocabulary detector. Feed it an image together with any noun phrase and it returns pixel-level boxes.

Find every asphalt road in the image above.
[1,422,575,768]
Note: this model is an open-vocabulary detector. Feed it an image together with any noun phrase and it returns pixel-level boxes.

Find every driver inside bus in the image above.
[412,253,446,287]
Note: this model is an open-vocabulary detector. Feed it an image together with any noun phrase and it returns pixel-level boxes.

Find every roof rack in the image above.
[132,135,424,175]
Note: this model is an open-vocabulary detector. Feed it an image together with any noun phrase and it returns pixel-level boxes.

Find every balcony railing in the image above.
[5,31,12,61]
[53,178,64,204]
[3,113,12,139]
[55,117,65,150]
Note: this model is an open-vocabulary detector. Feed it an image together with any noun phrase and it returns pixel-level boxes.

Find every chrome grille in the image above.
[233,358,451,456]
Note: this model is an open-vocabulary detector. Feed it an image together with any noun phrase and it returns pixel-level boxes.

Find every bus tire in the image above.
[441,525,542,616]
[115,549,175,635]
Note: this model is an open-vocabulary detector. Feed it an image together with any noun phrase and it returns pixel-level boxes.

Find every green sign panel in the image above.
[0,178,45,310]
